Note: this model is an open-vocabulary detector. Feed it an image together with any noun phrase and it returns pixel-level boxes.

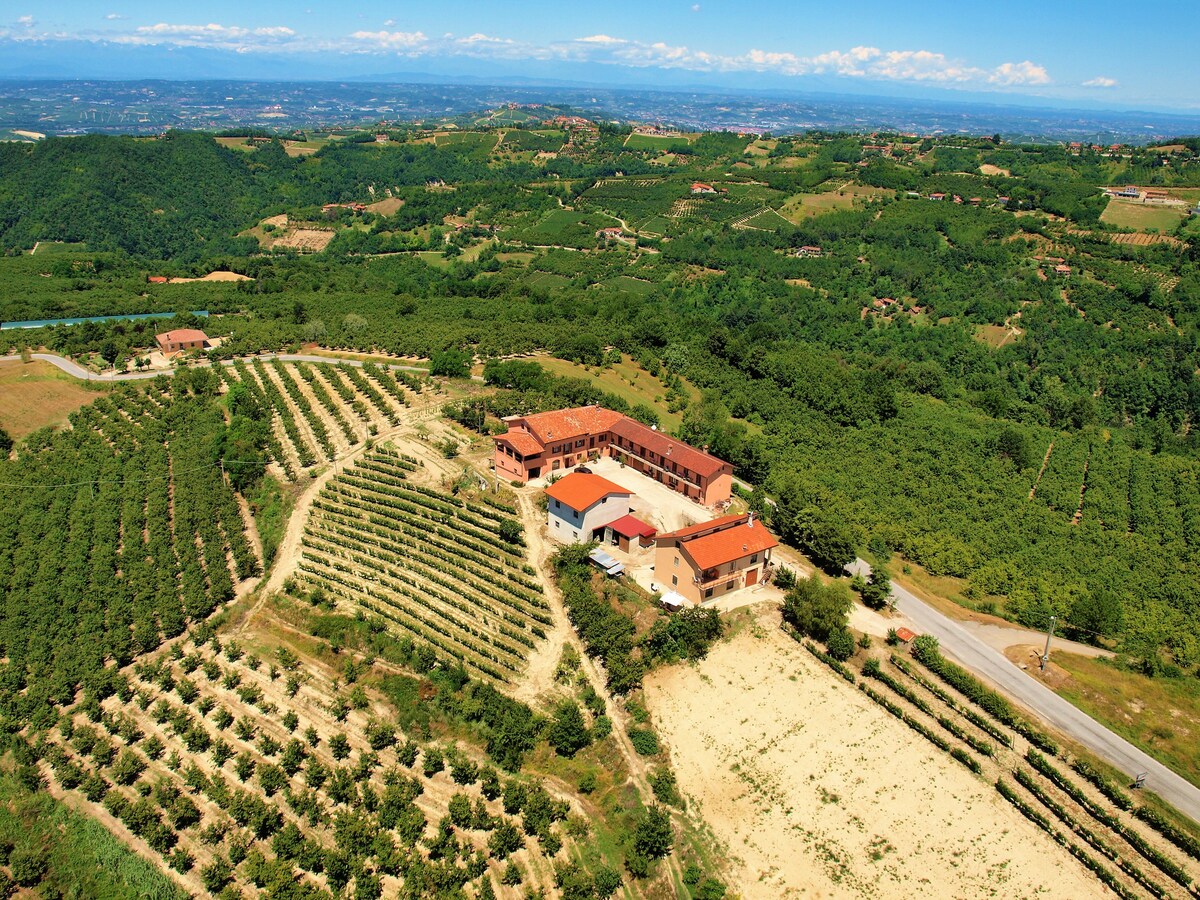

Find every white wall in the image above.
[546,494,630,543]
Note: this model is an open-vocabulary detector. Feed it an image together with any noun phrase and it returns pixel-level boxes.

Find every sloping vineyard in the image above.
[218,360,420,481]
[0,373,259,727]
[298,447,548,684]
[33,632,577,899]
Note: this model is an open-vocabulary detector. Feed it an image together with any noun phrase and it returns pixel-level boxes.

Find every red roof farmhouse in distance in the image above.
[654,512,778,604]
[493,405,734,506]
[155,329,210,354]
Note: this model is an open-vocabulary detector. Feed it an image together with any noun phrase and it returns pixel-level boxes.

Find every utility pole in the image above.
[1040,615,1057,672]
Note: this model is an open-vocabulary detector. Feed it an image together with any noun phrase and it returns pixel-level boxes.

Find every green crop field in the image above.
[624,133,695,152]
[1100,199,1187,232]
[509,208,620,248]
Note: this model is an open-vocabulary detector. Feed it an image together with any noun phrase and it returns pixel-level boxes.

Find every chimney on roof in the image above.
[651,424,657,431]
[747,511,754,528]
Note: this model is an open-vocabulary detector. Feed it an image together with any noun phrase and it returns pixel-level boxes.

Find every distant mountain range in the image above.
[0,70,1198,144]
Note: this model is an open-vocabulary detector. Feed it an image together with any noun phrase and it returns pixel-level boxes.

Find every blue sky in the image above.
[3,1,1196,109]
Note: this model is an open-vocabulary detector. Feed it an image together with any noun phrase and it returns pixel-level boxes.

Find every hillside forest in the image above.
[2,124,1200,685]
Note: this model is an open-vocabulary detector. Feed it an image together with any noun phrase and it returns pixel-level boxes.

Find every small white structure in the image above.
[545,472,633,544]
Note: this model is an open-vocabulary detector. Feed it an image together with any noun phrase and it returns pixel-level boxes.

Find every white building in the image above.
[545,472,633,544]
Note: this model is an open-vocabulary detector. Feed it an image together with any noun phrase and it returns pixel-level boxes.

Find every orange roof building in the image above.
[155,329,210,354]
[654,513,777,604]
[545,472,632,544]
[494,405,733,506]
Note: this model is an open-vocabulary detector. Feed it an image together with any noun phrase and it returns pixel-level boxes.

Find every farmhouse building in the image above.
[654,513,778,605]
[493,405,734,506]
[796,245,823,258]
[155,329,210,354]
[544,472,632,544]
[691,182,717,194]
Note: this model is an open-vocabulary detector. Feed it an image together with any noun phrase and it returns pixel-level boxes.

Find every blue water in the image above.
[1,310,210,331]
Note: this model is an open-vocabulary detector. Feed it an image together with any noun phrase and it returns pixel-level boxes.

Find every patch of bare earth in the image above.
[644,607,1109,899]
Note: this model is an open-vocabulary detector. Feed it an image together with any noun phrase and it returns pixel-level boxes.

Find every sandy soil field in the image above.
[167,270,252,283]
[272,228,335,252]
[0,359,101,437]
[644,608,1109,900]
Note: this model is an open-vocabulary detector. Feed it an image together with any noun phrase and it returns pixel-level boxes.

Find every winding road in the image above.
[0,352,435,381]
[850,558,1200,824]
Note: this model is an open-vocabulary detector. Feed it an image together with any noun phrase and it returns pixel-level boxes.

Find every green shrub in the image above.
[628,728,660,756]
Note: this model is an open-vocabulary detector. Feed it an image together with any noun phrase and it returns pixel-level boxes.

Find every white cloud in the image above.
[576,34,627,45]
[0,19,1059,93]
[457,32,512,45]
[347,29,427,50]
[1083,75,1117,88]
[989,60,1050,86]
[104,13,127,20]
[691,4,701,11]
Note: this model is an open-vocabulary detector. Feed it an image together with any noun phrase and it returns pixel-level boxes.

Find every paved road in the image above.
[0,352,440,381]
[849,558,1200,823]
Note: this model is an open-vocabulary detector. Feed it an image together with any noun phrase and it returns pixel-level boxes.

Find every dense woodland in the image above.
[2,123,1200,680]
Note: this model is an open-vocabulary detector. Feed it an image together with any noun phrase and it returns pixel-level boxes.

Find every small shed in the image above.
[587,548,625,577]
[895,627,917,643]
[660,590,692,612]
[606,514,657,552]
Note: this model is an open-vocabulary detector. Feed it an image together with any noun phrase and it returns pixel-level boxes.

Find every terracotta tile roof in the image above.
[157,329,209,343]
[545,472,631,511]
[512,406,623,444]
[608,514,657,539]
[495,431,544,456]
[657,513,744,542]
[610,417,728,478]
[681,520,778,571]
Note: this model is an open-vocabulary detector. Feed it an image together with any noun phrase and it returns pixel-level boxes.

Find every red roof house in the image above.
[155,329,210,354]
[654,513,777,604]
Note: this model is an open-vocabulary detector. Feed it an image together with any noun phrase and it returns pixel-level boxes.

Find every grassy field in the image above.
[736,207,791,231]
[415,250,451,268]
[510,208,620,249]
[536,353,698,431]
[525,271,573,291]
[0,359,104,438]
[1100,200,1187,233]
[624,133,695,151]
[601,275,657,296]
[973,324,1022,349]
[1052,652,1200,789]
[0,762,185,899]
[779,185,887,222]
[30,241,88,254]
[213,136,255,152]
[434,131,498,152]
